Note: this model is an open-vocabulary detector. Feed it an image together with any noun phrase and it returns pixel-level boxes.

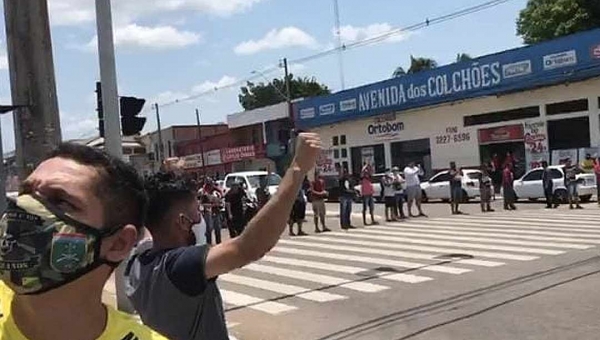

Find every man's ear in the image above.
[102,225,138,263]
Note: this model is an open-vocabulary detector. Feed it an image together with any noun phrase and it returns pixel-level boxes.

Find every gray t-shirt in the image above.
[125,244,229,340]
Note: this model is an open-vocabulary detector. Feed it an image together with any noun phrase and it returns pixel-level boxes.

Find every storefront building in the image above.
[296,29,600,179]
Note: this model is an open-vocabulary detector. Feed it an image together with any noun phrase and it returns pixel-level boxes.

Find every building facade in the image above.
[296,29,600,179]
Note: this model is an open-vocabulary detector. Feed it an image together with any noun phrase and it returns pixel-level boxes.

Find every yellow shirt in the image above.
[0,282,167,340]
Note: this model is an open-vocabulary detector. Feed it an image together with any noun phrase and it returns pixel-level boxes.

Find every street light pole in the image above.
[195,108,205,176]
[155,103,164,165]
[95,0,122,159]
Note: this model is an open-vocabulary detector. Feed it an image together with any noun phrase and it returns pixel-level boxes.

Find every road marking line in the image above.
[318,232,537,261]
[279,239,471,274]
[220,289,297,315]
[387,222,600,240]
[452,216,600,229]
[297,235,504,267]
[245,263,389,293]
[220,273,347,302]
[274,246,467,276]
[363,226,591,249]
[262,255,433,283]
[415,219,600,235]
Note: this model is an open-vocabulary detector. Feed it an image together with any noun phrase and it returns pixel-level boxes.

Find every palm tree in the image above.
[456,53,472,63]
[407,56,438,74]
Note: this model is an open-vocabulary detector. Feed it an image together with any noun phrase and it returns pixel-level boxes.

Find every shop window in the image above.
[334,149,340,159]
[168,141,172,157]
[548,116,590,150]
[341,148,348,158]
[335,162,341,171]
[340,135,347,145]
[546,99,588,116]
[333,136,339,146]
[464,106,539,126]
[342,161,349,172]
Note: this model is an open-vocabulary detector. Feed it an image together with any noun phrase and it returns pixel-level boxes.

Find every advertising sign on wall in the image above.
[204,149,222,166]
[296,29,600,128]
[478,124,524,145]
[222,145,256,163]
[524,121,549,170]
[182,154,203,169]
[367,113,404,140]
[316,149,338,176]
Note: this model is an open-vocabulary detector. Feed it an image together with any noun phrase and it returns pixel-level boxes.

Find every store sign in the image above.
[367,114,404,140]
[222,145,256,163]
[478,124,524,144]
[524,121,549,170]
[296,29,600,128]
[435,126,471,145]
[316,149,338,176]
[205,149,222,166]
[543,50,577,70]
[182,154,203,169]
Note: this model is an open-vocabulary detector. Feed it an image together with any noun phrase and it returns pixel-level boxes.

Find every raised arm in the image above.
[205,133,321,279]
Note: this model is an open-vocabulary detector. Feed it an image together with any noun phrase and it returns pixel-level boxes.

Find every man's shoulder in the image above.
[104,306,168,340]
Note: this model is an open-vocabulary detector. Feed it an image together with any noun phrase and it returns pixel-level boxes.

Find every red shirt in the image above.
[311,179,327,199]
[502,168,514,187]
[361,178,374,196]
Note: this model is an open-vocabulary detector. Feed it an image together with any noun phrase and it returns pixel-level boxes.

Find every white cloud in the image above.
[337,23,410,44]
[48,0,265,27]
[192,75,238,94]
[83,24,202,51]
[60,112,98,139]
[234,27,318,55]
[0,40,8,70]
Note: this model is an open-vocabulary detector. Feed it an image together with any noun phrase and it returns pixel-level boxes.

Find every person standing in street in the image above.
[289,184,308,236]
[449,162,463,215]
[382,169,397,222]
[360,169,378,225]
[339,168,355,229]
[502,163,517,210]
[224,181,247,237]
[256,176,271,210]
[580,153,595,173]
[479,165,494,212]
[392,167,407,220]
[541,161,556,209]
[564,158,583,209]
[594,156,600,206]
[126,133,322,340]
[403,162,427,217]
[310,171,330,232]
[200,178,224,245]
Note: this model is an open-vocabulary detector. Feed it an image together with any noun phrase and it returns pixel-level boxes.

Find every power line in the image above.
[150,0,514,110]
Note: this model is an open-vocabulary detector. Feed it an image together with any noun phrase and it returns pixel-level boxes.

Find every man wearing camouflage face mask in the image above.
[0,144,166,339]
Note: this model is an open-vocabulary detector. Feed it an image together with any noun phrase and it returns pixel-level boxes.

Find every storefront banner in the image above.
[296,29,600,128]
[361,147,375,166]
[524,121,549,170]
[316,149,338,176]
[182,154,203,169]
[367,114,404,140]
[204,149,222,166]
[551,149,578,165]
[222,145,256,163]
[478,124,524,145]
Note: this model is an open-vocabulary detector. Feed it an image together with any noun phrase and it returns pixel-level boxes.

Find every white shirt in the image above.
[382,175,396,197]
[403,166,424,187]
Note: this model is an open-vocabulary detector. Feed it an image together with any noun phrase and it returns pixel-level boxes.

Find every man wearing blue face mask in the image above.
[125,132,322,340]
[0,143,166,339]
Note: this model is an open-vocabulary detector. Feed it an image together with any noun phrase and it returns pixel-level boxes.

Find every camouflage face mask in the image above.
[0,194,122,295]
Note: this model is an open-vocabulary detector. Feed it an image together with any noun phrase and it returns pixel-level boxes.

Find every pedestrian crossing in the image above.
[221,208,600,317]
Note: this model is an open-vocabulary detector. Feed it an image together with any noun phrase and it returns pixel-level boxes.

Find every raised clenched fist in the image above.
[292,133,322,173]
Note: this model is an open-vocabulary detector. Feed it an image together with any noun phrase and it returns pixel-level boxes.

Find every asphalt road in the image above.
[224,201,600,340]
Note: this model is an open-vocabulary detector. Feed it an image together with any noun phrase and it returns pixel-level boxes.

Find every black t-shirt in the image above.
[225,190,245,216]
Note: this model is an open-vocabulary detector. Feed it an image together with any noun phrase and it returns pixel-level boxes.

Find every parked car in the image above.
[223,171,281,200]
[353,173,387,202]
[322,176,361,203]
[420,169,486,203]
[513,165,596,203]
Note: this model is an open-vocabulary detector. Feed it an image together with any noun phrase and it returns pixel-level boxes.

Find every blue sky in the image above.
[0,0,528,152]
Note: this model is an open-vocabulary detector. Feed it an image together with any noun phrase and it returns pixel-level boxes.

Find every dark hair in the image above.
[144,172,196,232]
[48,143,148,231]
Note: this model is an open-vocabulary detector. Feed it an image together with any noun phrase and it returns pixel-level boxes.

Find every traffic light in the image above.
[96,82,104,138]
[120,96,146,136]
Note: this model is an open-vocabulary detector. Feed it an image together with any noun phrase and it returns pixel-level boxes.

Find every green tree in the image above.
[407,56,438,74]
[238,74,330,111]
[517,0,600,44]
[456,53,472,63]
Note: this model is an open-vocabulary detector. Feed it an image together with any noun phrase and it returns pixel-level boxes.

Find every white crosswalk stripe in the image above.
[222,208,600,320]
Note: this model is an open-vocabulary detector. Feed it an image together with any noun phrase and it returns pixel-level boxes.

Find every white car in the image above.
[513,165,596,203]
[420,169,486,202]
[353,173,387,202]
[223,171,281,200]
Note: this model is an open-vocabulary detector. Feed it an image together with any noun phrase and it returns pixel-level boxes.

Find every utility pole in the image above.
[195,108,205,176]
[282,58,296,159]
[155,103,164,164]
[333,0,346,90]
[3,0,62,179]
[95,0,122,159]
